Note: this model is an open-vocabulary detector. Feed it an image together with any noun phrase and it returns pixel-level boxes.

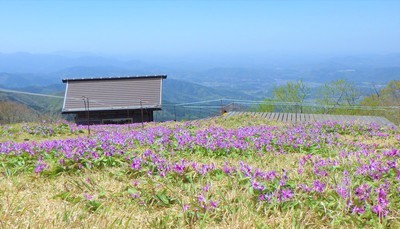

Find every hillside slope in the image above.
[0,116,399,227]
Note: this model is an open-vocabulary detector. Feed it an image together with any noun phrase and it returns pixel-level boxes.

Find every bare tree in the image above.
[0,101,40,124]
[317,79,360,113]
[272,80,310,113]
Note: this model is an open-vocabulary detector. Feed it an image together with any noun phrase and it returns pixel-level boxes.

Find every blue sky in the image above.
[0,1,399,57]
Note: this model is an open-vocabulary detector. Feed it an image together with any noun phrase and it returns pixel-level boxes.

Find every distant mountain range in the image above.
[1,52,399,117]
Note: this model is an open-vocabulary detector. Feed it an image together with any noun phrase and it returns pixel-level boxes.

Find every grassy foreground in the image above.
[0,116,399,228]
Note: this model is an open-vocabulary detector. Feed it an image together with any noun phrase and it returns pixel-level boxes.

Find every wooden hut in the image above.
[62,75,167,124]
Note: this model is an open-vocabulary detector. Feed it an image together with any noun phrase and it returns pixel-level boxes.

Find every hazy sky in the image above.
[1,1,399,57]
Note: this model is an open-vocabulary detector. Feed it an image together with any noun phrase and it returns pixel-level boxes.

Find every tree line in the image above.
[258,80,400,125]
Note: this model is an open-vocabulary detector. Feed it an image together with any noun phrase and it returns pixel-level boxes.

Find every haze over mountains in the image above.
[1,52,400,107]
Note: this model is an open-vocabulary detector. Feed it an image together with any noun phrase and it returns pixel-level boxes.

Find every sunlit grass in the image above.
[0,116,399,227]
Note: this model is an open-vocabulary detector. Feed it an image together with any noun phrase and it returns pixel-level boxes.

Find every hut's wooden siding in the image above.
[63,77,163,113]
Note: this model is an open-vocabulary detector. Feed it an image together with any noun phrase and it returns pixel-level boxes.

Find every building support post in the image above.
[140,100,144,129]
[82,96,90,136]
[127,109,130,131]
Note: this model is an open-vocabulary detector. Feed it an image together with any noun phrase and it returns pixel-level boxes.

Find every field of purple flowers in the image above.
[0,115,399,227]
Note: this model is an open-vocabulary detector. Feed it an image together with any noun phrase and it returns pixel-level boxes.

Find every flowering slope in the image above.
[0,116,399,227]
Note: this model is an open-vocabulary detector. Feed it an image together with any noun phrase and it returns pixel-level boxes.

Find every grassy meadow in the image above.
[0,116,399,228]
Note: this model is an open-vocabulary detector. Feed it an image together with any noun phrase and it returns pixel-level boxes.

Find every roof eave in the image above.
[62,105,162,114]
[62,75,167,83]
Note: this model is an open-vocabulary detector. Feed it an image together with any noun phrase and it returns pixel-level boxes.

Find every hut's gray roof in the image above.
[62,75,167,83]
[62,75,167,113]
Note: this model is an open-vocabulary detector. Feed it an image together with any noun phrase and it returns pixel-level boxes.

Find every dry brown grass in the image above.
[1,117,399,228]
[0,154,312,228]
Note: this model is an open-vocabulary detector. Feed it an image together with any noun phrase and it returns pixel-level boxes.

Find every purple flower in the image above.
[197,194,206,204]
[372,185,389,217]
[84,193,93,200]
[313,167,328,177]
[34,162,47,173]
[352,205,365,215]
[182,204,189,212]
[386,160,396,169]
[130,158,142,170]
[239,161,253,177]
[202,183,211,192]
[132,180,139,186]
[354,184,371,201]
[299,184,312,193]
[251,180,265,191]
[341,173,351,186]
[280,189,294,201]
[143,149,153,157]
[130,193,139,199]
[278,169,288,186]
[372,204,389,217]
[159,171,166,177]
[223,162,233,175]
[377,187,388,202]
[313,180,325,193]
[264,171,277,181]
[336,186,348,199]
[173,159,186,174]
[197,194,207,209]
[191,162,198,170]
[258,193,272,202]
[297,168,303,174]
[383,148,398,156]
[209,200,219,209]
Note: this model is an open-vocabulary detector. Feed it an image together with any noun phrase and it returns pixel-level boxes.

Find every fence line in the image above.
[155,99,400,124]
[1,88,399,124]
